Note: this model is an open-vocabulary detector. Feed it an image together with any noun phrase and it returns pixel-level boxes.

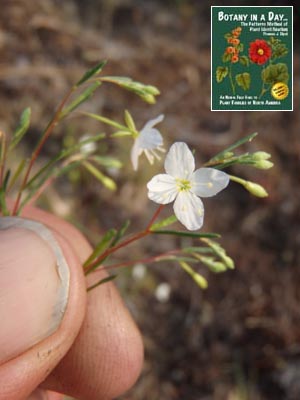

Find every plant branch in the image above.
[12,87,76,215]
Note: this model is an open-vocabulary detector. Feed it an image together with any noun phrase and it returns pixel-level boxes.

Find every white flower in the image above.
[131,114,165,170]
[147,142,230,231]
[79,134,97,155]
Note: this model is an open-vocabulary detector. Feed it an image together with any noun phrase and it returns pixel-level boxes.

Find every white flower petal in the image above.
[173,191,204,231]
[191,168,230,197]
[147,174,177,204]
[164,142,195,179]
[142,114,164,131]
[131,138,143,171]
[139,128,163,149]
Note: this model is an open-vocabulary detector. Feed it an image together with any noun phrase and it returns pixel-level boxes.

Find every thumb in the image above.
[0,217,86,400]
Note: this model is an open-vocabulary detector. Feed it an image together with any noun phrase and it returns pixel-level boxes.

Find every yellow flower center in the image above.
[257,48,264,55]
[176,178,191,192]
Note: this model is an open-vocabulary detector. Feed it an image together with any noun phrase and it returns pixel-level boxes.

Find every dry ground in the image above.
[0,1,299,399]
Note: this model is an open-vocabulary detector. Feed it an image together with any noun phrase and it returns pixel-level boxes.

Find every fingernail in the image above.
[0,217,70,365]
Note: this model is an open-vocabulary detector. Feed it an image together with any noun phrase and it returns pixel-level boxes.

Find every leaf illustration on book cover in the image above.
[216,66,229,83]
[239,56,249,67]
[262,63,289,85]
[235,73,250,90]
[269,37,289,60]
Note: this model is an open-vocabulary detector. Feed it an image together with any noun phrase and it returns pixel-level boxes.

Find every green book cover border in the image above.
[211,6,293,112]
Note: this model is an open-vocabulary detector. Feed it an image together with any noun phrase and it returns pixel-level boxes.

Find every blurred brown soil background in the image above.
[0,1,299,399]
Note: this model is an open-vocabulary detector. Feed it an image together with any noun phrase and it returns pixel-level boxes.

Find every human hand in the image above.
[0,205,143,400]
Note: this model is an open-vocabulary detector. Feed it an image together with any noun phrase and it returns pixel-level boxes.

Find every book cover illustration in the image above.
[211,6,293,111]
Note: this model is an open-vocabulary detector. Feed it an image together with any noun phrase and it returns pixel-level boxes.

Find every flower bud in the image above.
[252,151,271,160]
[140,93,156,104]
[180,261,208,289]
[192,273,208,289]
[244,181,268,197]
[254,160,274,170]
[222,255,235,269]
[145,85,160,95]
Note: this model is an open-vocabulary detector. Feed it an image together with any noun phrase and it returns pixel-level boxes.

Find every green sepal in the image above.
[124,110,136,132]
[76,60,107,86]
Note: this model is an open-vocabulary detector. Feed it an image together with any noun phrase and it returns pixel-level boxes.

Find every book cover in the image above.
[211,6,293,111]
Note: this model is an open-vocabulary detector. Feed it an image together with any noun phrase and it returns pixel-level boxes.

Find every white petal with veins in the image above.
[173,191,204,231]
[147,174,177,204]
[164,142,195,179]
[191,168,230,197]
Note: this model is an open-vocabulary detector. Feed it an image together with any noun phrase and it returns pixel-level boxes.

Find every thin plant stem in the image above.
[84,205,165,274]
[12,87,76,215]
[146,204,165,230]
[93,248,182,273]
[229,64,235,95]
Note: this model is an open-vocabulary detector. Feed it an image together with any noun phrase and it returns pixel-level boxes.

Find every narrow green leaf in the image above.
[154,255,199,263]
[83,112,127,131]
[110,220,130,247]
[0,188,9,215]
[76,60,107,86]
[210,132,258,162]
[87,274,117,291]
[150,215,178,230]
[91,220,130,268]
[25,133,106,190]
[9,108,31,150]
[60,82,101,118]
[83,228,117,268]
[19,160,83,212]
[183,246,214,254]
[151,230,221,239]
[7,159,26,191]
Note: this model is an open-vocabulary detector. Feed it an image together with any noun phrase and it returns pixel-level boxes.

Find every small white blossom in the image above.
[147,142,230,231]
[79,134,97,155]
[131,114,165,170]
[155,282,171,303]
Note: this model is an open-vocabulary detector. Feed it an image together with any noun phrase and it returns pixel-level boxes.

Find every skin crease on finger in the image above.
[21,206,144,400]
